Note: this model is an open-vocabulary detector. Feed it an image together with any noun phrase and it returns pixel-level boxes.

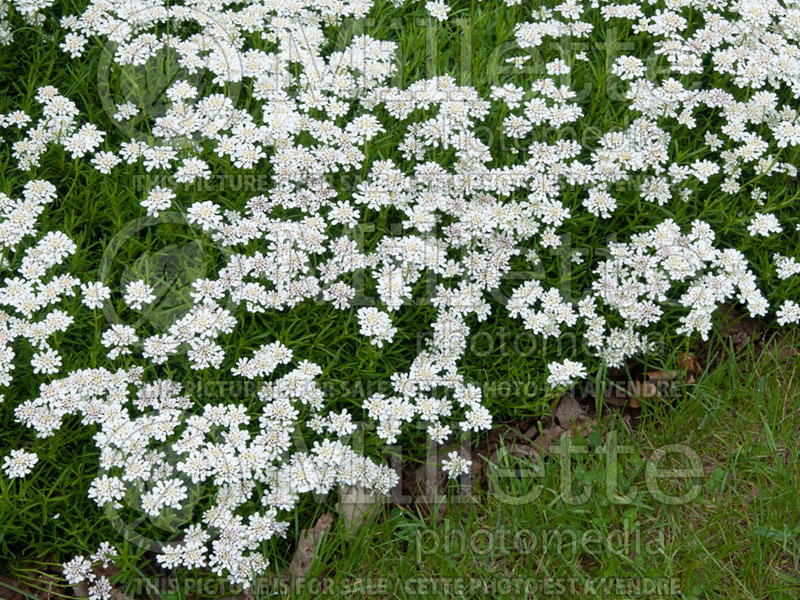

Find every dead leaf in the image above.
[619,352,704,408]
[553,394,586,427]
[594,377,634,407]
[646,370,678,382]
[530,424,565,452]
[408,458,444,517]
[758,332,799,364]
[601,393,629,407]
[0,577,25,600]
[677,352,701,375]
[628,381,658,408]
[717,303,762,352]
[109,589,135,600]
[337,484,379,530]
[489,430,541,465]
[288,513,334,583]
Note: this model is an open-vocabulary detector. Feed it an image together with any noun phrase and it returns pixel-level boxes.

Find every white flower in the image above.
[31,348,62,374]
[60,32,87,57]
[174,158,211,183]
[90,542,117,568]
[88,475,126,508]
[583,187,617,218]
[63,124,105,159]
[124,279,156,310]
[425,0,450,21]
[187,201,223,231]
[88,575,112,600]
[357,307,397,348]
[155,478,188,511]
[459,406,492,432]
[80,281,111,309]
[101,324,138,359]
[777,300,800,325]
[141,187,175,217]
[747,213,782,237]
[690,160,720,184]
[62,556,92,585]
[774,254,800,280]
[322,282,355,309]
[113,102,139,122]
[441,450,471,479]
[547,359,587,388]
[91,151,121,174]
[612,56,645,80]
[326,409,357,436]
[2,449,38,478]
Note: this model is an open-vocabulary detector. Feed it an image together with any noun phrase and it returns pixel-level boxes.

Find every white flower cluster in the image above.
[547,359,588,388]
[0,180,79,399]
[17,360,396,586]
[748,213,783,237]
[777,300,800,326]
[774,254,800,280]
[357,307,397,347]
[2,448,38,478]
[0,0,55,46]
[593,220,769,345]
[1,86,107,170]
[61,542,117,600]
[441,450,471,479]
[0,0,796,588]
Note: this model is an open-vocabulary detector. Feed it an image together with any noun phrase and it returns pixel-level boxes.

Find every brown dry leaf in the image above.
[677,352,702,375]
[91,564,135,600]
[677,352,702,384]
[529,418,598,452]
[638,381,659,397]
[595,359,643,407]
[758,332,799,364]
[597,379,633,407]
[717,303,762,352]
[530,424,565,452]
[646,370,678,382]
[489,428,542,465]
[404,423,539,520]
[466,426,524,496]
[488,439,540,466]
[405,422,539,517]
[408,457,445,517]
[288,513,334,583]
[486,437,542,497]
[553,394,586,428]
[337,484,379,530]
[0,576,25,600]
[409,447,481,522]
[629,352,702,407]
[238,587,255,600]
[601,394,628,407]
[109,589,135,600]
[486,415,602,494]
[628,381,658,408]
[595,378,648,408]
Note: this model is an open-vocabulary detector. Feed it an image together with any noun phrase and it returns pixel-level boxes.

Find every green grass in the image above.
[6,326,800,598]
[1,0,800,597]
[230,336,799,600]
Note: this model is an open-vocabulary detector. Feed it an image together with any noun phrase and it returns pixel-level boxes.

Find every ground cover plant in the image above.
[0,0,799,597]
